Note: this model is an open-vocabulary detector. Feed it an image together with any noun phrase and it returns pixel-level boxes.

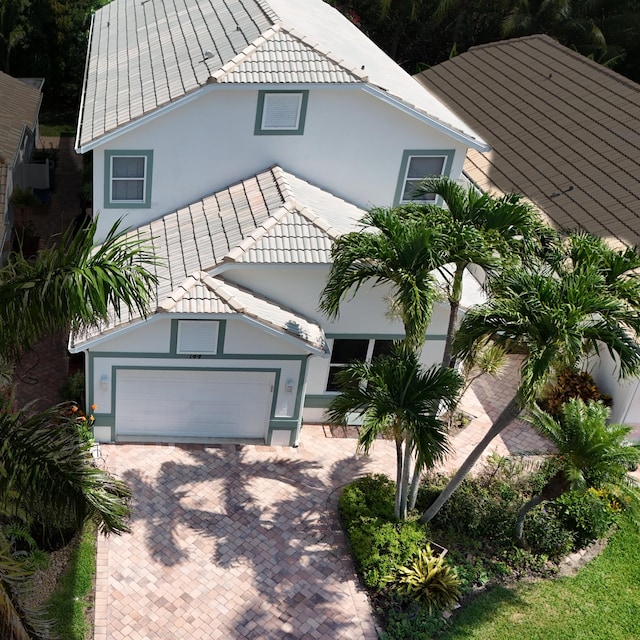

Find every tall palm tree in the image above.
[515,398,640,540]
[420,234,640,523]
[327,345,463,519]
[320,207,447,351]
[415,176,545,368]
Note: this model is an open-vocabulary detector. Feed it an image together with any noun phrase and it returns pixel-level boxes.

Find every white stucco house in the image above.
[72,0,487,446]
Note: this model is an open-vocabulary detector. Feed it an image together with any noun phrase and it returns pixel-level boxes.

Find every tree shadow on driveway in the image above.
[118,442,382,639]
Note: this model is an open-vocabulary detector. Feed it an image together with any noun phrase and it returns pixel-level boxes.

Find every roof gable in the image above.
[71,165,364,348]
[76,0,486,150]
[416,34,640,249]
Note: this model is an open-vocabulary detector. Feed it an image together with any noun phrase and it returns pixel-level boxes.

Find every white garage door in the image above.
[115,369,274,439]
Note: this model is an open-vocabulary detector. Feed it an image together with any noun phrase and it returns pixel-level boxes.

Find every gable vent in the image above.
[262,93,303,130]
[177,321,219,354]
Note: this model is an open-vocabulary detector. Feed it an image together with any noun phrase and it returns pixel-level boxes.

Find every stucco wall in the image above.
[92,85,468,239]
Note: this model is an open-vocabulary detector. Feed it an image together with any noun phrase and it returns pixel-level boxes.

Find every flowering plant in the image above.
[68,402,97,448]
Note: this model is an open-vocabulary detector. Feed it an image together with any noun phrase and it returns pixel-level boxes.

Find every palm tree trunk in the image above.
[399,439,413,519]
[419,394,522,524]
[515,493,545,540]
[408,456,421,511]
[394,437,404,520]
[442,264,465,368]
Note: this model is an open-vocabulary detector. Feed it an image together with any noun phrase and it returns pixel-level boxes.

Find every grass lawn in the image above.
[47,523,97,640]
[441,521,640,640]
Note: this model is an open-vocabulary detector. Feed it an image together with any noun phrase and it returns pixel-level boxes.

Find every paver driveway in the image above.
[94,426,395,640]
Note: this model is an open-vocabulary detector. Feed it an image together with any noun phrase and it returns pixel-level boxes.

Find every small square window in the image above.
[394,150,454,204]
[104,150,153,208]
[176,321,219,354]
[255,91,309,135]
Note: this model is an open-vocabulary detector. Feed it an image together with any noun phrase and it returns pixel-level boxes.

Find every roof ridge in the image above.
[290,200,342,240]
[222,201,296,263]
[209,24,368,84]
[466,34,640,94]
[208,24,283,83]
[157,272,202,312]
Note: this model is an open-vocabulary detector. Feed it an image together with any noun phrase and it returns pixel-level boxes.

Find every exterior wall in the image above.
[92,85,468,239]
[590,349,640,428]
[87,317,311,446]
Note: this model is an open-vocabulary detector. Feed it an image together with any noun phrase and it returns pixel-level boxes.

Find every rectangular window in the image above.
[394,150,455,205]
[104,150,153,208]
[255,90,309,135]
[326,338,395,392]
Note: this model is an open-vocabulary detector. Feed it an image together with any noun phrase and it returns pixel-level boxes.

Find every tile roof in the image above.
[70,165,363,349]
[76,0,486,150]
[159,270,328,352]
[0,71,42,167]
[415,35,640,249]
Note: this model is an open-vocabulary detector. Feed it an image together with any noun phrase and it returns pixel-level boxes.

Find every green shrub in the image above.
[523,504,574,560]
[555,490,616,549]
[380,605,446,640]
[386,545,462,613]
[339,474,395,526]
[348,517,428,589]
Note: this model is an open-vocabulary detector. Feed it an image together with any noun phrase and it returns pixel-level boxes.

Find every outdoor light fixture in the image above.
[100,374,109,389]
[285,379,293,393]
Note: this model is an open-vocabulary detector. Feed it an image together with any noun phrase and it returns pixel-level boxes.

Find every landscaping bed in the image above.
[340,453,625,639]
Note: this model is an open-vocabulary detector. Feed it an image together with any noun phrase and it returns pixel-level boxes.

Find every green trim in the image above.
[217,320,227,354]
[393,149,455,205]
[254,90,309,135]
[104,150,153,208]
[326,333,406,340]
[90,350,305,361]
[292,355,308,417]
[267,420,299,447]
[304,394,335,409]
[169,320,178,355]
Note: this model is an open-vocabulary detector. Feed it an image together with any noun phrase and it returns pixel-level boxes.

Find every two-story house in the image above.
[72,0,487,446]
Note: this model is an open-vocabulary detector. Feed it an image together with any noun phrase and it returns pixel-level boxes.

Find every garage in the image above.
[115,369,275,440]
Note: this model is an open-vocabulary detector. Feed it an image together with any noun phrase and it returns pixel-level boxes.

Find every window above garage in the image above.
[176,321,220,354]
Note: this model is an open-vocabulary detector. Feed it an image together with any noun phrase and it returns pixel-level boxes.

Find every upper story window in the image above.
[394,150,455,205]
[104,150,153,208]
[326,338,395,391]
[255,90,309,135]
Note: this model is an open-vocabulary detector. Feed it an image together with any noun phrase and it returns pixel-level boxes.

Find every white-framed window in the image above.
[326,338,395,392]
[394,150,455,204]
[176,321,219,355]
[104,150,153,208]
[255,90,309,135]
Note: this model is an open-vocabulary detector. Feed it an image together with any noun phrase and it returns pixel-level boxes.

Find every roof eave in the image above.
[362,85,490,152]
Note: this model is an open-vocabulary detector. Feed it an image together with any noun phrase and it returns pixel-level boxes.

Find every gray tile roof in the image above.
[159,270,328,352]
[70,165,364,349]
[415,35,640,249]
[76,0,486,150]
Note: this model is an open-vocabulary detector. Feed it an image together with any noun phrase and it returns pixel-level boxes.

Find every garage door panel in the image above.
[116,370,274,439]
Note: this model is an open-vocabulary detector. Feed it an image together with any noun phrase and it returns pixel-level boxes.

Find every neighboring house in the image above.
[72,0,487,445]
[0,71,44,256]
[415,34,640,431]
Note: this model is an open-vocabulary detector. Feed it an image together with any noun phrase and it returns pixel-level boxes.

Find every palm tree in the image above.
[327,345,463,519]
[415,176,545,368]
[515,398,640,540]
[319,207,447,350]
[0,218,156,638]
[420,234,640,524]
[0,219,158,359]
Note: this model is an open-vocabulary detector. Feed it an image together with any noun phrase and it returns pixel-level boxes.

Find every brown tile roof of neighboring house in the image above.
[415,34,640,249]
[0,71,42,167]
